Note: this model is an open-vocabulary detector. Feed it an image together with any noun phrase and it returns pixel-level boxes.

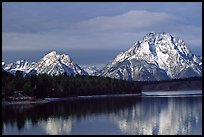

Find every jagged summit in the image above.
[33,51,87,76]
[2,59,35,75]
[46,50,57,55]
[2,51,88,76]
[40,51,72,65]
[99,32,202,81]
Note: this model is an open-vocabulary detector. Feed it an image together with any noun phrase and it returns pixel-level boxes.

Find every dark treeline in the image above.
[2,70,141,98]
[138,76,202,85]
[2,69,202,98]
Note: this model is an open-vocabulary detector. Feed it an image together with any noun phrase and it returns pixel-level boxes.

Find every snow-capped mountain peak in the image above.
[44,50,57,57]
[99,32,202,81]
[2,61,5,66]
[41,51,71,64]
[2,51,88,76]
[33,51,87,76]
[2,60,35,76]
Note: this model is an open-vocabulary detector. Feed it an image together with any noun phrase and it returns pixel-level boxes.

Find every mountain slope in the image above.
[99,32,202,81]
[2,51,88,76]
[31,51,88,76]
[2,60,35,75]
[82,66,100,76]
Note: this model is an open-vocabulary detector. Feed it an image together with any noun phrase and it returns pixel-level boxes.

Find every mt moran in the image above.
[99,32,202,81]
[2,32,202,81]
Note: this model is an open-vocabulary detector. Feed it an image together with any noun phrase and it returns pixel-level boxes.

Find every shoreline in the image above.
[43,93,142,101]
[2,93,141,105]
[2,90,202,105]
[2,99,49,105]
[142,90,202,96]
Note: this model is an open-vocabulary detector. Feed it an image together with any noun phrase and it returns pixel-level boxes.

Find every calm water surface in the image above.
[2,95,202,135]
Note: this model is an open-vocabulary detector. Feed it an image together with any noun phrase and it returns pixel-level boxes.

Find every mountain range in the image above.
[2,51,88,76]
[2,32,202,81]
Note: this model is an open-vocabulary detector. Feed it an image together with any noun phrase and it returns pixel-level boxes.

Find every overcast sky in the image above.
[2,2,202,66]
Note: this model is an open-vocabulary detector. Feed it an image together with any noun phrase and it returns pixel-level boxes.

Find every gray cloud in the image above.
[3,9,201,56]
[77,10,185,32]
[3,2,201,33]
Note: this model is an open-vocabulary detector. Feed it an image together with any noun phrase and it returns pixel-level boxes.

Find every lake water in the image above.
[2,95,202,135]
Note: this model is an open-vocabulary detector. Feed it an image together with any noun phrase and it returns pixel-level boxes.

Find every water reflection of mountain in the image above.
[111,97,202,135]
[2,96,141,134]
[38,117,73,135]
[2,96,202,135]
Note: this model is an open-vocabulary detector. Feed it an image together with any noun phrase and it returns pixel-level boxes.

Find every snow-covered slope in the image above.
[32,51,88,76]
[2,51,88,76]
[82,66,100,76]
[2,60,35,75]
[99,32,202,81]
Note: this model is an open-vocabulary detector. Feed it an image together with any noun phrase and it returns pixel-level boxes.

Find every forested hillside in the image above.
[2,70,141,98]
